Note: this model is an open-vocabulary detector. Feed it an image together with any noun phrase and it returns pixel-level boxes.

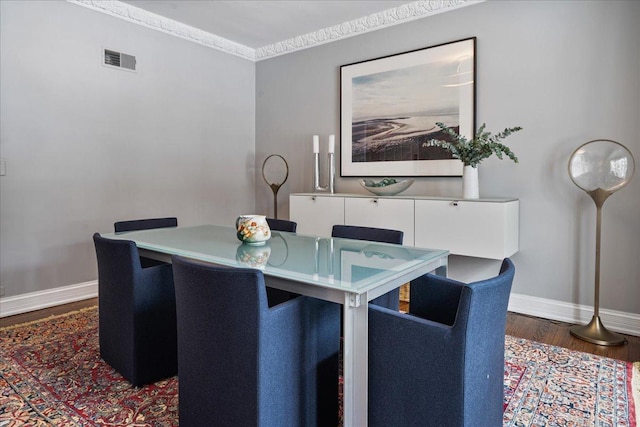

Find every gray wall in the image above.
[1,0,638,317]
[256,0,640,314]
[0,1,256,298]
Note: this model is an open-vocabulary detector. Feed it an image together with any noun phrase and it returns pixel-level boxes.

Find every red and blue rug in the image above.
[1,307,638,426]
[503,337,638,426]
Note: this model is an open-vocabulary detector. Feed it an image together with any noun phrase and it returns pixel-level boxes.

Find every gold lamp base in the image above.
[570,316,626,346]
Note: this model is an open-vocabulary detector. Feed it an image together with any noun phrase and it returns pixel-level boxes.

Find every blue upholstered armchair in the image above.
[171,255,340,427]
[93,233,178,387]
[368,258,515,427]
[331,224,404,310]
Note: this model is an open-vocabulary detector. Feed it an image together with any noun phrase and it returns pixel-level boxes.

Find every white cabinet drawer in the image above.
[414,199,519,259]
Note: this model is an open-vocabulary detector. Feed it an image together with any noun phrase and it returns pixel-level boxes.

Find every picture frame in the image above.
[340,37,476,177]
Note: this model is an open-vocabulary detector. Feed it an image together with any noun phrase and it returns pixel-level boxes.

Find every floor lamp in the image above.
[568,139,635,346]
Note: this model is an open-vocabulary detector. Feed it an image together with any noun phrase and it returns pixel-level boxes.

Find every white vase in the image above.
[462,165,479,199]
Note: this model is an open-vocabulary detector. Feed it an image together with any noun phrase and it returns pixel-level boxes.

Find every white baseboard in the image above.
[509,292,640,337]
[0,281,98,318]
[1,284,638,337]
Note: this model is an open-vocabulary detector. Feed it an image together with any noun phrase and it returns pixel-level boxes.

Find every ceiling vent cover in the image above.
[104,49,136,71]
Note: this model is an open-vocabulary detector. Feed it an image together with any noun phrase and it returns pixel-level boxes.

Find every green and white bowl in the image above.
[359,178,414,196]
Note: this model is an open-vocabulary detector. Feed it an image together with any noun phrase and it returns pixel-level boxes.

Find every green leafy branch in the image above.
[425,122,523,168]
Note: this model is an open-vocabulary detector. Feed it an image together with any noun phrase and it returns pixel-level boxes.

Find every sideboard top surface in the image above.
[291,193,518,203]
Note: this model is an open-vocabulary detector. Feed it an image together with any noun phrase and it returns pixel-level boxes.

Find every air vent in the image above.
[104,49,136,71]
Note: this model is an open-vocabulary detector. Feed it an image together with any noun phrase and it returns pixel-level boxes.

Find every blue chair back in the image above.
[331,224,403,244]
[266,217,297,232]
[332,224,404,309]
[114,217,177,232]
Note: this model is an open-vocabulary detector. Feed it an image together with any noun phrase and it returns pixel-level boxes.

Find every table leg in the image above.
[434,263,448,277]
[342,293,368,426]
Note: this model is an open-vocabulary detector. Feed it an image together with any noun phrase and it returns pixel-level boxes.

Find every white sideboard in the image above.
[289,193,519,259]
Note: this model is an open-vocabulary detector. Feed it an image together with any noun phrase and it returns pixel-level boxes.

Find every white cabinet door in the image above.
[344,197,415,246]
[289,195,344,237]
[414,199,518,259]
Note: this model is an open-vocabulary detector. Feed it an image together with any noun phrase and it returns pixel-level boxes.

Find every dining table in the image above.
[103,224,449,426]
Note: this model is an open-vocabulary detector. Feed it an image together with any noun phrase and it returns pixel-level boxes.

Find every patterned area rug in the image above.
[1,307,638,426]
[503,337,638,426]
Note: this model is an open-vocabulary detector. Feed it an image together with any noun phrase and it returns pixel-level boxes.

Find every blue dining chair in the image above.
[92,233,178,387]
[331,224,403,245]
[114,217,178,233]
[263,217,299,304]
[114,217,178,267]
[172,255,340,427]
[368,258,516,427]
[266,217,297,233]
[331,224,404,310]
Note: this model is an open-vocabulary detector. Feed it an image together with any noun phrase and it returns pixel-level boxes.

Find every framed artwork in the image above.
[340,37,476,177]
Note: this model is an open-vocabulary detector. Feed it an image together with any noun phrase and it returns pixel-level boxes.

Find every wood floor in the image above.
[0,298,99,328]
[505,311,639,362]
[2,297,638,363]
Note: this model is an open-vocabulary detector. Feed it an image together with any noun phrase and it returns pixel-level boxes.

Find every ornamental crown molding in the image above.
[255,0,482,60]
[68,0,482,62]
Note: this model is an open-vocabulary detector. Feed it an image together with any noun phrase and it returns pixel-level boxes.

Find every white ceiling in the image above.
[120,1,414,48]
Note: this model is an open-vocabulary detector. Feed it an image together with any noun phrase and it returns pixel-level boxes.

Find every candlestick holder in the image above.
[314,152,335,193]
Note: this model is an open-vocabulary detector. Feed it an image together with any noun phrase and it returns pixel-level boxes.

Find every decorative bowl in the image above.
[359,178,414,196]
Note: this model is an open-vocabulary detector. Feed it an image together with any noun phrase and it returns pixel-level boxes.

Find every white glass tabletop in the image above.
[103,224,448,296]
